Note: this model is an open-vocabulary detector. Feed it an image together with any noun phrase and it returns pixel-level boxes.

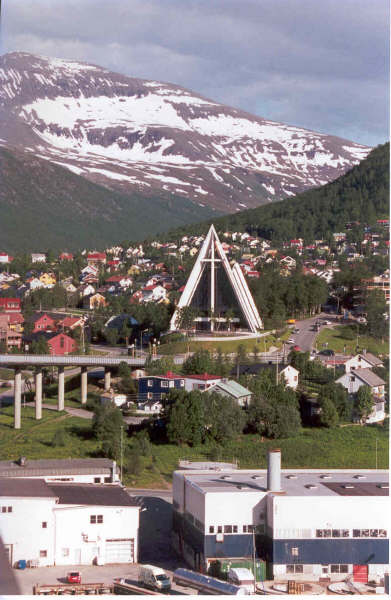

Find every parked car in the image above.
[323,320,332,325]
[67,572,81,584]
[138,565,171,592]
[357,317,367,324]
[293,345,302,352]
[293,328,300,333]
[318,349,335,356]
[287,338,295,344]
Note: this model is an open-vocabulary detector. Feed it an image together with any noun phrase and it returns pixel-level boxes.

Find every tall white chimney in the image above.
[267,449,281,492]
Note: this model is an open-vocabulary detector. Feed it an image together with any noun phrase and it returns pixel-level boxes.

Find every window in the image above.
[90,515,103,524]
[233,525,238,533]
[60,337,64,348]
[331,565,349,573]
[169,381,175,388]
[147,392,153,400]
[62,548,69,557]
[1,507,6,513]
[40,550,47,558]
[7,507,12,513]
[217,526,223,534]
[316,529,332,538]
[161,381,169,388]
[104,477,111,483]
[209,526,215,534]
[243,525,254,533]
[42,522,47,529]
[180,380,184,387]
[287,565,303,574]
[147,380,153,387]
[332,529,340,538]
[291,547,299,557]
[224,525,233,534]
[94,477,101,483]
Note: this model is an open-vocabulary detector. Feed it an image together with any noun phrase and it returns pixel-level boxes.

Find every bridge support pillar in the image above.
[14,369,22,430]
[104,368,111,391]
[81,367,88,405]
[35,368,43,420]
[58,366,65,411]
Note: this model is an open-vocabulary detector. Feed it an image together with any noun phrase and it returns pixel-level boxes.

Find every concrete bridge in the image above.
[0,354,156,430]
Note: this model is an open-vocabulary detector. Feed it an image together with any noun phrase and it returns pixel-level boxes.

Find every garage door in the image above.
[353,565,368,583]
[105,538,134,563]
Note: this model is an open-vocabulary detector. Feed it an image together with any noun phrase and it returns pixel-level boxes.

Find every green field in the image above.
[0,404,387,488]
[159,330,291,356]
[316,326,389,356]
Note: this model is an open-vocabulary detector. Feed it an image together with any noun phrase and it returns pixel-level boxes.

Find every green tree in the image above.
[105,327,119,346]
[365,289,387,339]
[317,397,339,428]
[92,404,124,460]
[166,390,205,446]
[182,349,214,375]
[355,386,374,424]
[30,337,50,355]
[204,392,245,443]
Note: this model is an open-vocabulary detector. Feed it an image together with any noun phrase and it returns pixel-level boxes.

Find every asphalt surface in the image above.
[284,312,338,353]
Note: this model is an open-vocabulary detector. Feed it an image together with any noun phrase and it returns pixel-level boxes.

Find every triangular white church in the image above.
[170,225,263,333]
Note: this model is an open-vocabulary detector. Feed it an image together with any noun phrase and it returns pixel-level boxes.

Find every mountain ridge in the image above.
[0,51,370,214]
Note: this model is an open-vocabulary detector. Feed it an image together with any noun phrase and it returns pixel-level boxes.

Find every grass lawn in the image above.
[316,326,389,356]
[159,330,290,356]
[0,406,100,461]
[1,404,387,489]
[125,423,389,488]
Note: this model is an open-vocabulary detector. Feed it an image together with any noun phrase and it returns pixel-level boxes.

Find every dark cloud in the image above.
[1,0,389,145]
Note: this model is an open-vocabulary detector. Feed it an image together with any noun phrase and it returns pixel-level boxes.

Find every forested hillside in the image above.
[163,143,389,243]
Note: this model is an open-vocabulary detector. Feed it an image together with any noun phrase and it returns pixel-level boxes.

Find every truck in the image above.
[173,568,249,595]
[227,568,255,593]
[138,565,171,593]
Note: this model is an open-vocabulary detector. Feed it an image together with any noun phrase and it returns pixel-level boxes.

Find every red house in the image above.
[87,252,106,266]
[47,333,76,355]
[33,313,56,333]
[59,252,74,261]
[0,298,21,313]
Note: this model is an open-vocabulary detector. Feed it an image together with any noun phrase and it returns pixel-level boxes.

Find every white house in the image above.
[100,391,127,408]
[344,353,383,373]
[183,374,222,392]
[279,365,299,390]
[336,368,386,423]
[0,479,140,568]
[31,253,46,263]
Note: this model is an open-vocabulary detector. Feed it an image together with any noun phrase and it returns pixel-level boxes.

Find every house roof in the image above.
[357,353,383,367]
[0,478,57,498]
[47,483,139,507]
[0,458,116,478]
[351,368,386,387]
[184,373,221,381]
[210,379,252,399]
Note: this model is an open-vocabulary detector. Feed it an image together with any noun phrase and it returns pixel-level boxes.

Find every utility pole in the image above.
[120,425,124,482]
[375,438,378,470]
[252,526,257,594]
[276,347,279,385]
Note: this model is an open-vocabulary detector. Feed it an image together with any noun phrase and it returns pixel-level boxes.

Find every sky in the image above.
[1,0,389,147]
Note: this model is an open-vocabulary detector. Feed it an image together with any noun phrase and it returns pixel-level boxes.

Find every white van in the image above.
[228,568,255,593]
[138,564,171,592]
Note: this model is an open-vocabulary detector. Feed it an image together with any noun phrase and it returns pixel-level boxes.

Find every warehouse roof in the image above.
[0,478,57,498]
[177,469,389,497]
[48,483,139,507]
[0,458,116,478]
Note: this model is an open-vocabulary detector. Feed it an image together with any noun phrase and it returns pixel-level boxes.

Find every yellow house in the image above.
[189,247,198,257]
[128,265,140,276]
[39,272,56,285]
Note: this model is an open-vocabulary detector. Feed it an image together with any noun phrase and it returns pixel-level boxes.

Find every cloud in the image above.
[1,0,389,146]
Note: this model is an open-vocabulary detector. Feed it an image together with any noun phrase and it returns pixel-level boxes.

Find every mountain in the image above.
[162,143,390,243]
[0,52,370,215]
[0,145,216,252]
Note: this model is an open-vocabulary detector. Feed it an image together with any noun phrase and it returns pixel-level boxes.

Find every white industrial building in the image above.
[0,457,120,484]
[0,479,140,568]
[172,450,389,583]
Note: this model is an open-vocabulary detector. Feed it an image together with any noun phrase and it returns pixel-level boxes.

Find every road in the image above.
[284,312,339,353]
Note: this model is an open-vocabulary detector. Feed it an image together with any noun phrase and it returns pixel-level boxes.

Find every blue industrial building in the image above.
[172,451,389,583]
